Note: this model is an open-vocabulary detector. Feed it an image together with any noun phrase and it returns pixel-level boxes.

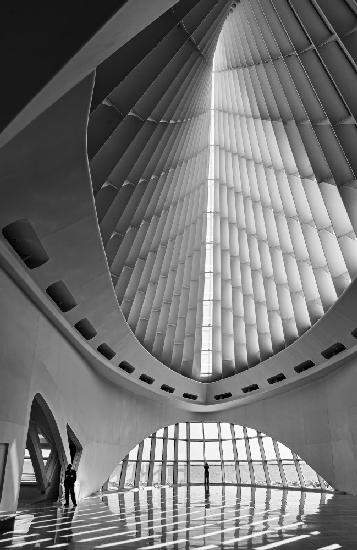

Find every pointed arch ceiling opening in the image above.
[89,0,357,382]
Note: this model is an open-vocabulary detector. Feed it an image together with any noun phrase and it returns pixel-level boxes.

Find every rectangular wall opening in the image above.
[74,318,97,340]
[119,362,135,374]
[161,384,175,393]
[214,392,232,400]
[97,343,116,360]
[242,384,259,394]
[183,393,198,400]
[2,219,49,269]
[321,342,346,359]
[267,373,286,385]
[46,281,77,312]
[294,360,315,374]
[139,374,155,385]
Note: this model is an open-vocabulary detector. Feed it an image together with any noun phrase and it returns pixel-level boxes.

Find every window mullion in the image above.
[147,435,156,486]
[134,441,144,487]
[258,432,270,486]
[217,422,225,484]
[161,427,168,486]
[293,452,304,488]
[119,454,129,489]
[186,423,190,485]
[243,427,255,485]
[230,423,241,485]
[273,440,287,487]
[173,423,179,485]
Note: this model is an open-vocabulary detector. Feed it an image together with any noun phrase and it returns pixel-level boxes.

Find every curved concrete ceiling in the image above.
[1,0,357,411]
[89,0,357,381]
[89,0,232,380]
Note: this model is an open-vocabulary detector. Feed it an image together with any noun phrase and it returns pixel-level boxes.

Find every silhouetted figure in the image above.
[205,485,210,507]
[204,462,209,488]
[64,464,77,507]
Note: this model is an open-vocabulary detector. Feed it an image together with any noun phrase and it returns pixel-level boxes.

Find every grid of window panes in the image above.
[109,423,333,492]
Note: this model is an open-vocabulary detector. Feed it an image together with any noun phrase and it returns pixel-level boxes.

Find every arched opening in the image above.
[109,422,333,493]
[19,394,66,504]
[66,425,82,471]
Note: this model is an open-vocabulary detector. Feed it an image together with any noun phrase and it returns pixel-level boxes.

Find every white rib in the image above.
[90,0,357,379]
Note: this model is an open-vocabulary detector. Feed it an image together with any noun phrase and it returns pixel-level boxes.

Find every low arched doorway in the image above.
[19,394,66,504]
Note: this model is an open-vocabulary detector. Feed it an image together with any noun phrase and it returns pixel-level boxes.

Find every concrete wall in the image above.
[0,71,207,407]
[0,265,195,513]
[204,357,357,494]
[1,255,357,514]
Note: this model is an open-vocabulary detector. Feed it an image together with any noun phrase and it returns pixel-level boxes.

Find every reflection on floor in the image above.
[0,485,356,549]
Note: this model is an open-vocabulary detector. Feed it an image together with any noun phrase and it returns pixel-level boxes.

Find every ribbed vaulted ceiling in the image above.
[89,0,357,381]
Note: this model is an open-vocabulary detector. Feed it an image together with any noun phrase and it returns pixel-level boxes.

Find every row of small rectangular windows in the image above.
[0,220,176,392]
[1,218,352,398]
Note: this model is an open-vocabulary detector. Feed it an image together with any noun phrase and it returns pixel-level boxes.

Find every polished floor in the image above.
[0,485,356,549]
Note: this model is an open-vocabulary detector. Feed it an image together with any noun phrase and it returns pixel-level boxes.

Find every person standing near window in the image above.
[64,464,77,507]
[204,461,209,488]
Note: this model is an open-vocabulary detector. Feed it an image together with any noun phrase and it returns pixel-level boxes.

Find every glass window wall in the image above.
[109,422,333,492]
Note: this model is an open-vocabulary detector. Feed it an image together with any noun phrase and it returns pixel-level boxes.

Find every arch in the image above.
[19,394,67,503]
[66,424,83,471]
[109,422,333,493]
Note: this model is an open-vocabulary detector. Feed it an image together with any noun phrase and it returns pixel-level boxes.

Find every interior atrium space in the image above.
[2,1,357,549]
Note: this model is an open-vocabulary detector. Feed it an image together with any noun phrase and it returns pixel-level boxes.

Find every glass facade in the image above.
[109,423,333,492]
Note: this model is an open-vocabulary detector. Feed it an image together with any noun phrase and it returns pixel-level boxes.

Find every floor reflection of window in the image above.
[109,422,333,492]
[8,485,345,550]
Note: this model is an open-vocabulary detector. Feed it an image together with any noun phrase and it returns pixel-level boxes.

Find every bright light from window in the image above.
[201,72,215,378]
[110,422,333,491]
